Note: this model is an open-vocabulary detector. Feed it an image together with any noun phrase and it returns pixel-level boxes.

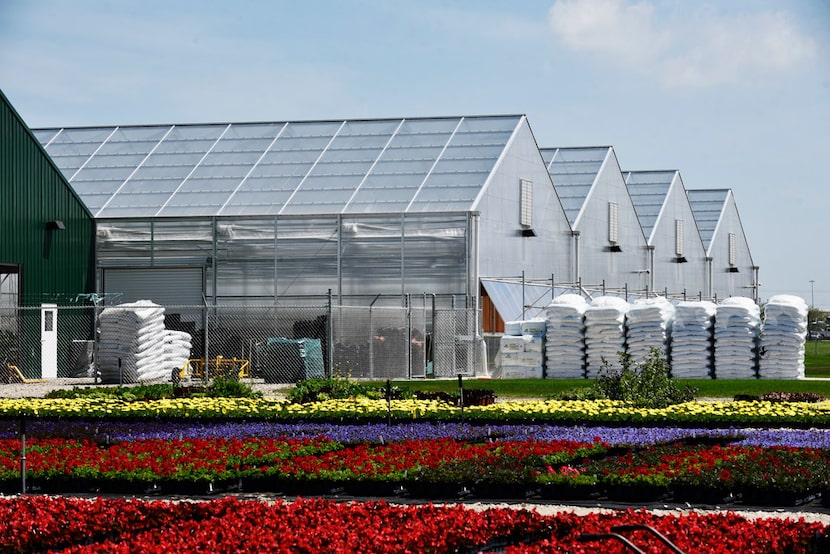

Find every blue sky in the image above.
[2,0,829,309]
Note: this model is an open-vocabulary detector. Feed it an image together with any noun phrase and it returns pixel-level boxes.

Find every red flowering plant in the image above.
[0,496,827,553]
[727,445,830,498]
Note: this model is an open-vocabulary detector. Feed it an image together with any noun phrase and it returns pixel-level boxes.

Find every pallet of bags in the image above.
[759,295,807,379]
[164,330,193,378]
[97,300,166,383]
[625,296,674,367]
[670,301,715,379]
[499,319,545,379]
[545,294,587,378]
[584,296,629,377]
[714,297,760,379]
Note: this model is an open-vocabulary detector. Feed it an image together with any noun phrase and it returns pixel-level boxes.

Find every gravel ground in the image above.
[0,378,292,399]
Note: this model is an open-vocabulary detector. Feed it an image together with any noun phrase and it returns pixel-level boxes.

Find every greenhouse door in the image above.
[41,303,58,379]
[102,268,204,306]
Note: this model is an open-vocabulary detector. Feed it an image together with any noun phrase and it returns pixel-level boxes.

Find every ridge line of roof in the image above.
[33,113,528,131]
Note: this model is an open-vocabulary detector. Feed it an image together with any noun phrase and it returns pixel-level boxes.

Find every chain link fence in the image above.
[1,300,482,384]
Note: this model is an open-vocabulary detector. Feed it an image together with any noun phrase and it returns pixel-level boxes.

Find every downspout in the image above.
[571,230,580,285]
[752,266,760,304]
[469,212,480,325]
[647,245,655,294]
[705,256,713,299]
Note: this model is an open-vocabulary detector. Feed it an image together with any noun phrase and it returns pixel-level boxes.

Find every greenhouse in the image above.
[687,189,759,301]
[624,170,709,299]
[2,102,761,381]
[540,146,650,294]
[31,115,575,379]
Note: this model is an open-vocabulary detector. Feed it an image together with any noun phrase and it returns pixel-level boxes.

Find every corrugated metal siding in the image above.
[1,91,95,307]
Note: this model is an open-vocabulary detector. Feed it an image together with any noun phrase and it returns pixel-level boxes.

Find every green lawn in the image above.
[805,338,830,376]
[374,343,830,399]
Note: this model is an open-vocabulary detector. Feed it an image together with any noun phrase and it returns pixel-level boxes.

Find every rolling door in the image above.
[103,268,204,306]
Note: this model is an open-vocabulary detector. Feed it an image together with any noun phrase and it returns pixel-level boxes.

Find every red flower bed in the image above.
[0,437,340,481]
[0,496,825,553]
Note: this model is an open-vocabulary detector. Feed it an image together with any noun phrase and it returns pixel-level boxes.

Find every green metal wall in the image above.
[0,90,95,376]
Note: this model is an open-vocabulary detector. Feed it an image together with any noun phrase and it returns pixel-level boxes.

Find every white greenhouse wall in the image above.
[704,192,757,300]
[475,118,573,282]
[647,173,708,297]
[573,149,649,292]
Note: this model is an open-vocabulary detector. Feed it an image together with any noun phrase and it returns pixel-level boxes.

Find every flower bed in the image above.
[0,496,825,553]
[2,397,830,427]
[2,434,829,505]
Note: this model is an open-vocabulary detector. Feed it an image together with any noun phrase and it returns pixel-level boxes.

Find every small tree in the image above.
[593,348,698,408]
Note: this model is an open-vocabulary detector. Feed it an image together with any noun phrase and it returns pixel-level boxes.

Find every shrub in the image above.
[287,376,382,403]
[593,349,698,408]
[205,376,262,399]
[44,384,175,401]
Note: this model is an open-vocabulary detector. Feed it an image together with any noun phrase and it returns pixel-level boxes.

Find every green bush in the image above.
[287,376,383,403]
[45,383,175,401]
[205,376,262,399]
[593,349,698,408]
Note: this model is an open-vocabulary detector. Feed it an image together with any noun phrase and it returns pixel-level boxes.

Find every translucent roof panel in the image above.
[541,147,608,225]
[686,189,729,248]
[36,115,522,218]
[624,170,676,239]
[279,119,399,215]
[343,118,458,214]
[222,121,340,216]
[407,116,520,212]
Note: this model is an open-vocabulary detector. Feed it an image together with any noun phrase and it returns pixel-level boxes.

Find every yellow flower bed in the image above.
[0,397,828,425]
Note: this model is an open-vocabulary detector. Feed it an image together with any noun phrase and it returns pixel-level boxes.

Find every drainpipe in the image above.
[572,230,580,285]
[705,256,714,300]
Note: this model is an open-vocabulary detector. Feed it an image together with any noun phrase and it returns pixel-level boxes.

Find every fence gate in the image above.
[432,308,481,378]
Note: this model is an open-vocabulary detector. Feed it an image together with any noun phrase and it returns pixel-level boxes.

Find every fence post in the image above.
[19,416,26,495]
[406,294,412,380]
[458,374,464,421]
[327,289,334,378]
[386,379,392,425]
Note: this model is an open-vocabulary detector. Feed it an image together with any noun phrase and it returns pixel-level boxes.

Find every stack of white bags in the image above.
[164,330,194,379]
[670,301,716,378]
[545,294,587,378]
[759,295,808,379]
[97,300,166,383]
[499,319,545,379]
[626,296,674,365]
[714,297,761,379]
[584,296,629,377]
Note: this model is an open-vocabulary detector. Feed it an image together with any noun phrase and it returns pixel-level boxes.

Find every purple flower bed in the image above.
[2,419,829,448]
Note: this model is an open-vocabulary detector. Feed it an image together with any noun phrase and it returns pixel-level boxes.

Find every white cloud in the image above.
[547,0,819,88]
[548,0,669,67]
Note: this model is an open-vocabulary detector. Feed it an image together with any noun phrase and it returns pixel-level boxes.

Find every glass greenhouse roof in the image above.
[540,147,609,226]
[624,170,676,240]
[34,115,523,218]
[686,189,729,249]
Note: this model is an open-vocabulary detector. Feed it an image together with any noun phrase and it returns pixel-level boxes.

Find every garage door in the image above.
[103,267,204,306]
